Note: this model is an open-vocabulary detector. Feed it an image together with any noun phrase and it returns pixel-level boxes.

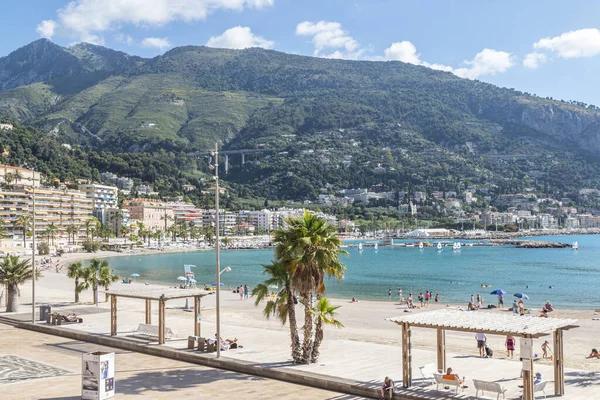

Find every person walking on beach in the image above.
[424,291,430,307]
[470,294,475,304]
[475,332,487,357]
[398,288,403,302]
[418,292,424,308]
[388,288,392,299]
[239,285,244,300]
[498,293,504,308]
[435,294,439,303]
[505,335,515,359]
[244,284,249,299]
[408,293,413,308]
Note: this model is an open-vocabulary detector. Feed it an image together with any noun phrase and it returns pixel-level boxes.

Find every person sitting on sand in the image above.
[442,367,465,387]
[586,348,600,359]
[351,297,358,303]
[381,376,394,399]
[539,309,548,318]
[468,301,476,311]
[544,300,554,312]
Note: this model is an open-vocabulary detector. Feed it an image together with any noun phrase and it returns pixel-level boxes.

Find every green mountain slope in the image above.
[1,40,600,200]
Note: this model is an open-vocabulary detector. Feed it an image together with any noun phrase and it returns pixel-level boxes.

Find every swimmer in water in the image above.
[549,285,553,289]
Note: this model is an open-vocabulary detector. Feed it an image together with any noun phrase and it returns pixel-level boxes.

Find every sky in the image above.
[2,0,600,105]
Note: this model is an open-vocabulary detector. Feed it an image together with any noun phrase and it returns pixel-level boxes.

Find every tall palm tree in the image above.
[273,211,347,363]
[161,212,172,232]
[85,217,100,240]
[67,261,84,303]
[310,297,343,363]
[80,259,110,304]
[66,224,78,245]
[12,170,23,186]
[16,215,31,248]
[0,256,37,312]
[98,265,119,302]
[45,223,57,246]
[252,261,301,362]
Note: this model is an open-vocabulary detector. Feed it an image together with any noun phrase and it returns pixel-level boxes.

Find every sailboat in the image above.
[437,242,443,251]
[453,242,462,251]
[572,241,579,251]
[418,242,424,250]
[358,243,363,252]
[374,243,379,252]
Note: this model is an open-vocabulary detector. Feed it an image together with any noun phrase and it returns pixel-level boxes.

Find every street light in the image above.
[31,170,36,324]
[210,143,222,358]
[220,266,231,275]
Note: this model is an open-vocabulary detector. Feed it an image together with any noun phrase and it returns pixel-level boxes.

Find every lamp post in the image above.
[31,170,36,324]
[212,143,222,358]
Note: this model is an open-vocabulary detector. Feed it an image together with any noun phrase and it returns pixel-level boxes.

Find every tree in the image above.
[44,223,57,247]
[0,219,8,240]
[310,297,343,363]
[273,211,347,364]
[66,224,78,245]
[0,255,37,312]
[252,261,301,362]
[79,259,112,305]
[16,215,31,247]
[98,264,119,302]
[67,261,84,303]
[85,217,100,240]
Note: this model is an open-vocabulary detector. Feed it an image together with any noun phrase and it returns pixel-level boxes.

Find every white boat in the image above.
[374,243,378,251]
[358,243,363,252]
[572,241,579,250]
[418,242,424,250]
[437,242,443,251]
[453,242,462,251]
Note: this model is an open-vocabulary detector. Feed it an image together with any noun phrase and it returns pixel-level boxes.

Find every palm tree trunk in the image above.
[286,286,301,363]
[311,317,324,363]
[301,291,314,363]
[105,286,110,302]
[74,278,79,303]
[6,284,18,312]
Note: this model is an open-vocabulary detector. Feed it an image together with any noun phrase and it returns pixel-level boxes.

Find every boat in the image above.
[437,242,443,251]
[358,243,363,252]
[572,241,579,251]
[418,242,424,250]
[374,243,378,251]
[453,242,462,251]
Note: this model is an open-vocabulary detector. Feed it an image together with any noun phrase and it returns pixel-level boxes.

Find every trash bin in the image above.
[39,305,51,321]
[82,352,115,399]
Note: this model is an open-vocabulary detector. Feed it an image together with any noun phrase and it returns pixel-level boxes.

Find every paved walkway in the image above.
[0,323,353,400]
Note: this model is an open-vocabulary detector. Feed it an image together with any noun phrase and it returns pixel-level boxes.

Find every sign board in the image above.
[82,352,115,399]
[520,338,533,359]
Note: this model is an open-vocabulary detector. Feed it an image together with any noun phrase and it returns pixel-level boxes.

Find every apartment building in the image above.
[78,183,119,225]
[0,164,40,188]
[169,202,203,226]
[123,199,174,231]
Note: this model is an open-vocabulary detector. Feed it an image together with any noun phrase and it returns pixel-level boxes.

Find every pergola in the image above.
[106,288,213,344]
[388,310,578,400]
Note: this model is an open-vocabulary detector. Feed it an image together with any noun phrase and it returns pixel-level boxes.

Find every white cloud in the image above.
[533,28,600,58]
[382,41,512,79]
[523,52,547,69]
[115,33,134,46]
[296,21,361,59]
[207,26,274,49]
[40,0,274,44]
[36,20,57,39]
[453,49,513,79]
[141,37,171,50]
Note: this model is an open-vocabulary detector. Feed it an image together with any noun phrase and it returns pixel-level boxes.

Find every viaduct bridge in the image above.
[193,148,271,174]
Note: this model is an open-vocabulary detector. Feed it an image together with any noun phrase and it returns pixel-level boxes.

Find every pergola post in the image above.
[522,335,535,400]
[436,327,446,373]
[194,296,201,337]
[553,329,565,395]
[145,299,151,324]
[402,322,412,388]
[110,295,117,336]
[158,295,166,345]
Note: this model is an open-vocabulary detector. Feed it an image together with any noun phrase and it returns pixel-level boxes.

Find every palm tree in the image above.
[12,170,23,186]
[273,211,347,363]
[0,256,37,312]
[66,224,78,245]
[4,171,15,188]
[310,297,343,363]
[0,219,8,240]
[252,261,301,362]
[98,265,119,302]
[85,217,100,240]
[67,261,84,303]
[80,259,110,304]
[16,215,31,248]
[44,223,57,247]
[161,212,172,232]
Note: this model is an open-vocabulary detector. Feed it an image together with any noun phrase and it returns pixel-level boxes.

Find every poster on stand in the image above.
[82,352,115,399]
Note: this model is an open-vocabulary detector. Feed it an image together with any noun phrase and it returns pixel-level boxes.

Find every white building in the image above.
[79,184,119,225]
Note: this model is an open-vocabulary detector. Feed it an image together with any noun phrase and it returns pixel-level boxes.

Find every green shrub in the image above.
[82,239,101,253]
[38,242,50,255]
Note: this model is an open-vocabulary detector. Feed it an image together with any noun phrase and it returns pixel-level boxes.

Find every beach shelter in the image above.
[387,310,578,400]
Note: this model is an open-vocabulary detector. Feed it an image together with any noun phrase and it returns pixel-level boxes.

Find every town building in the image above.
[0,164,40,187]
[78,184,119,224]
[123,199,174,231]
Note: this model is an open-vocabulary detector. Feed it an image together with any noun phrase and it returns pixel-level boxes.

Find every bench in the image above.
[433,373,462,394]
[197,337,217,353]
[418,364,436,386]
[134,324,176,340]
[473,379,507,399]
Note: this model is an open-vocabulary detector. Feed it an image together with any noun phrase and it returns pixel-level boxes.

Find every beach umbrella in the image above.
[490,289,506,295]
[514,293,529,300]
[212,282,225,286]
[130,273,140,277]
[189,278,197,283]
[177,276,187,281]
[268,284,278,289]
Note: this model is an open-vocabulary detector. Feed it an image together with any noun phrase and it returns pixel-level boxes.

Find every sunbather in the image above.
[64,312,79,322]
[587,348,600,359]
[442,367,465,388]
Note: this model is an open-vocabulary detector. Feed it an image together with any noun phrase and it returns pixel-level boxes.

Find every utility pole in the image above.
[213,143,222,358]
[31,171,36,324]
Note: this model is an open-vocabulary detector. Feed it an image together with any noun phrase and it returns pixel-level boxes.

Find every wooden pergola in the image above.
[388,310,578,400]
[106,288,213,344]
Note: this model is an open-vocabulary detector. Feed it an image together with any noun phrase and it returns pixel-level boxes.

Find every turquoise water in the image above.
[104,235,600,309]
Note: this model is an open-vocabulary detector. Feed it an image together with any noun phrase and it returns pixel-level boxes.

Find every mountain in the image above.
[1,40,600,201]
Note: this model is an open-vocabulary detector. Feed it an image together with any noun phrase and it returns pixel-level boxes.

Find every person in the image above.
[388,288,392,299]
[586,348,600,359]
[468,301,476,311]
[435,294,439,303]
[244,284,249,299]
[351,297,358,303]
[424,291,430,307]
[505,335,515,359]
[534,372,543,385]
[408,293,414,308]
[418,292,424,308]
[475,332,487,357]
[398,288,402,301]
[518,298,525,315]
[544,300,554,312]
[539,309,548,318]
[442,367,464,386]
[479,294,484,308]
[542,340,550,359]
[470,294,475,304]
[512,299,519,313]
[381,376,394,399]
[239,284,244,300]
[498,293,504,308]
[476,293,480,305]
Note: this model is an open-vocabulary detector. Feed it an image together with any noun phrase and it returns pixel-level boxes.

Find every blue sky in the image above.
[2,0,600,105]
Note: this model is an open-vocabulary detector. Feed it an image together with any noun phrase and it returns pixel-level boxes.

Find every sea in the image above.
[103,234,600,309]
